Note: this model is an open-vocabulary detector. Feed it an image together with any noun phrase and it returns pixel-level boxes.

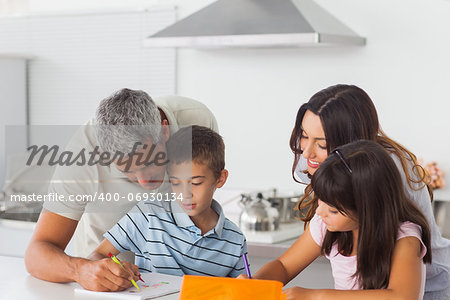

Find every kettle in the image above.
[267,188,302,223]
[239,192,280,231]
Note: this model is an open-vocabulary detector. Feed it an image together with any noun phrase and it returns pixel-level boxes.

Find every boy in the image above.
[88,125,247,291]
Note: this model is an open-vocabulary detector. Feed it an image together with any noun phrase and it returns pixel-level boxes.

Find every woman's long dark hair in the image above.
[290,84,432,223]
[311,140,431,289]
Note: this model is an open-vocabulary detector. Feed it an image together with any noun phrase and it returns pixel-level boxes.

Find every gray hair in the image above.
[95,88,162,155]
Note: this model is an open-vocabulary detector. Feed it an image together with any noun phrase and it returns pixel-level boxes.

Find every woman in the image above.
[255,85,448,299]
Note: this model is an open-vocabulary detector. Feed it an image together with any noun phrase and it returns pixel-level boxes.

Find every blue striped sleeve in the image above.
[105,203,147,254]
[228,239,248,278]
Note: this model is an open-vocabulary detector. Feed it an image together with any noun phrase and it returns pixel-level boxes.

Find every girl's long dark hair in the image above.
[290,84,432,223]
[311,140,431,289]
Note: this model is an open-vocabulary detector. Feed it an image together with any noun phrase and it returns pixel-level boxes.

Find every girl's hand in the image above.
[237,274,249,279]
[284,286,311,300]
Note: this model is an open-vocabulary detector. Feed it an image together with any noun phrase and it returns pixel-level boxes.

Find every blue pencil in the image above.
[242,253,252,279]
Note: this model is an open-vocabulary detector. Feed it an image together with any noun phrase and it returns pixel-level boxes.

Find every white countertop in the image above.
[0,255,179,300]
[0,54,33,59]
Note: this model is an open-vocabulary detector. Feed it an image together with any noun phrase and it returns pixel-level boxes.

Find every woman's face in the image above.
[300,110,328,175]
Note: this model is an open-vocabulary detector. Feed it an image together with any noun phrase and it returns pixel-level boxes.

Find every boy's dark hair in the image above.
[166,125,225,178]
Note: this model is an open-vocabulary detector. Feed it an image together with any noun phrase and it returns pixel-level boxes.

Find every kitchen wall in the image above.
[22,0,450,193]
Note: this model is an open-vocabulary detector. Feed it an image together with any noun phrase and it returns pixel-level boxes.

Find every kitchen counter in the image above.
[0,222,334,293]
[246,224,328,263]
[247,237,334,289]
[0,54,33,59]
[0,254,333,298]
[0,255,179,300]
[248,239,294,258]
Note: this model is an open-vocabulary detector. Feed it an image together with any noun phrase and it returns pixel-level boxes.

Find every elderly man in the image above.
[25,88,218,290]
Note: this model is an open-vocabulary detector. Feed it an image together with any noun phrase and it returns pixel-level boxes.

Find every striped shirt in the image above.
[105,199,247,278]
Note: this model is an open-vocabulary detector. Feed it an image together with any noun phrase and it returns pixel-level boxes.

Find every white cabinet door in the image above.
[0,220,75,257]
[0,220,34,257]
[0,57,28,188]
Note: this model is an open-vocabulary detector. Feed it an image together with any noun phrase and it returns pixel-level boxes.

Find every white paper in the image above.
[74,272,182,299]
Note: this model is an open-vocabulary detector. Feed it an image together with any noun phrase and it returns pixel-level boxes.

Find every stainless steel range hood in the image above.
[144,0,366,48]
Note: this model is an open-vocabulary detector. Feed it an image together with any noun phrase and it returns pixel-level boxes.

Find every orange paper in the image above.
[179,275,286,300]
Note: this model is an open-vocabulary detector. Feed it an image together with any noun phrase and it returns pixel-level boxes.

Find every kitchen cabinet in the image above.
[0,56,28,188]
[0,220,75,257]
[0,220,35,257]
[433,189,450,238]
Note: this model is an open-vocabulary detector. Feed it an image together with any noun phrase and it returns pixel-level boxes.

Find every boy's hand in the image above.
[76,258,140,292]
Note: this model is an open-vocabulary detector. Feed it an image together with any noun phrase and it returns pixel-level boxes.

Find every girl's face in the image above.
[315,200,358,232]
[300,110,328,175]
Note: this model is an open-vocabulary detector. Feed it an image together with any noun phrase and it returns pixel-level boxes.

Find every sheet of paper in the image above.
[74,272,182,299]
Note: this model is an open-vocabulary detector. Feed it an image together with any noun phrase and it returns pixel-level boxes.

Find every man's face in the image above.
[115,141,168,190]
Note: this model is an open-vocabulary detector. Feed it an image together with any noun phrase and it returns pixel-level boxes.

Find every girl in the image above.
[249,140,431,299]
[289,84,449,299]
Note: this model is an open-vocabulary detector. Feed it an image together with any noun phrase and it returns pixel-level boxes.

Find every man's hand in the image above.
[75,258,140,292]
